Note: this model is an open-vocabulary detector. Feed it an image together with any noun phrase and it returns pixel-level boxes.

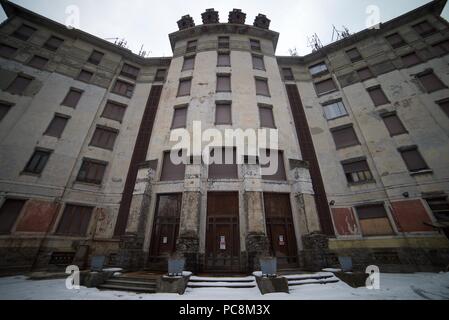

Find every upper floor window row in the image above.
[309,62,328,76]
[412,20,437,38]
[120,63,140,80]
[12,24,37,41]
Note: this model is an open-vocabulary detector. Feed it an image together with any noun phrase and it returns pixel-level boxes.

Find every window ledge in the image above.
[317,89,339,97]
[348,180,376,187]
[410,169,433,176]
[74,181,102,188]
[20,171,41,178]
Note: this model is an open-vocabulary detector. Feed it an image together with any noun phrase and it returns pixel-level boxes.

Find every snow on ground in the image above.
[0,273,448,300]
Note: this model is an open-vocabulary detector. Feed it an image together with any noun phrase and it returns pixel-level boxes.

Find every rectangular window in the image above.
[44,114,69,138]
[101,100,127,122]
[0,102,12,122]
[331,125,359,149]
[0,43,18,58]
[342,159,373,183]
[217,74,231,92]
[160,150,186,181]
[12,24,36,41]
[413,21,436,37]
[6,75,32,95]
[186,40,197,53]
[382,113,407,136]
[367,86,389,106]
[155,69,167,81]
[24,149,51,174]
[417,71,446,93]
[385,33,407,48]
[399,147,429,172]
[177,78,192,96]
[90,127,118,150]
[252,55,265,70]
[323,100,348,120]
[88,50,104,65]
[28,55,48,69]
[426,197,449,222]
[182,55,195,71]
[259,105,275,128]
[437,99,449,118]
[282,68,294,81]
[171,106,188,129]
[215,102,232,125]
[43,36,64,51]
[218,36,230,49]
[77,159,107,184]
[0,199,26,234]
[261,149,287,181]
[56,204,93,236]
[112,79,135,98]
[356,204,394,236]
[120,63,140,79]
[208,147,238,179]
[309,62,328,76]
[432,39,449,56]
[77,69,93,83]
[315,78,337,96]
[357,67,374,81]
[61,88,83,108]
[255,78,270,96]
[346,48,362,62]
[217,52,231,67]
[401,52,421,67]
[250,39,261,51]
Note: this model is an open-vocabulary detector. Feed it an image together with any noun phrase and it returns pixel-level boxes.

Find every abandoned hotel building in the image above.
[0,0,449,275]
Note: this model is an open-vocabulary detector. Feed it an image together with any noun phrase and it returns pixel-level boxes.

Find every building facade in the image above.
[0,0,448,274]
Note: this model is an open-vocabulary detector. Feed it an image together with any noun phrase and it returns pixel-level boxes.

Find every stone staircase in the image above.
[283,272,340,287]
[187,275,257,289]
[98,274,159,293]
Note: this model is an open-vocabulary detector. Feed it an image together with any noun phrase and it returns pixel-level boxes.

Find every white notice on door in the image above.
[220,236,226,250]
[162,236,168,244]
[279,235,285,246]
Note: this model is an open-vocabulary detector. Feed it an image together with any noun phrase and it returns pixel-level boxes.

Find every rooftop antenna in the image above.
[138,44,151,58]
[104,37,128,49]
[307,33,323,52]
[332,25,351,42]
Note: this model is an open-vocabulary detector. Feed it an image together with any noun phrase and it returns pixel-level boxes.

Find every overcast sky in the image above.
[1,0,448,57]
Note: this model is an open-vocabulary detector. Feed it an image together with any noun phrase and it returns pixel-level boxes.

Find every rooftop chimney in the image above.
[228,9,246,24]
[177,15,195,30]
[253,14,270,29]
[202,8,219,24]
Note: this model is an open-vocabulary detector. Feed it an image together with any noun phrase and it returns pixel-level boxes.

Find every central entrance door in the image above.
[205,192,240,272]
[264,193,298,268]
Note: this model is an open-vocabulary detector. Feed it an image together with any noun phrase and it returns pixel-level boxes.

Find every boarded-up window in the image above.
[417,71,446,93]
[177,78,192,96]
[382,113,407,136]
[28,55,48,69]
[331,125,359,149]
[357,67,374,81]
[43,36,64,51]
[385,33,406,48]
[282,68,294,81]
[0,199,26,234]
[215,102,232,125]
[259,105,275,128]
[217,74,231,92]
[186,40,197,53]
[315,78,337,95]
[0,102,12,122]
[56,204,93,236]
[0,43,18,57]
[250,39,261,51]
[252,55,265,70]
[342,159,373,183]
[217,52,231,67]
[433,39,449,56]
[171,106,187,129]
[182,56,195,71]
[160,150,186,181]
[218,36,230,49]
[413,21,436,37]
[120,63,140,79]
[401,52,421,67]
[438,99,449,118]
[112,79,135,98]
[12,24,36,41]
[323,100,348,120]
[367,86,389,106]
[61,88,82,108]
[346,48,362,62]
[77,159,107,184]
[399,147,428,172]
[155,69,167,81]
[309,62,328,76]
[7,75,32,95]
[208,148,238,179]
[255,78,270,96]
[426,197,449,222]
[101,100,127,122]
[77,69,93,82]
[24,149,51,174]
[88,50,104,65]
[261,150,287,181]
[90,127,118,150]
[44,114,69,138]
[356,204,394,236]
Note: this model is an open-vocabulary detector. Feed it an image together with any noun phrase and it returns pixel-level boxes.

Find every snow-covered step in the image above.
[97,275,157,293]
[284,272,340,287]
[187,276,257,289]
[98,283,156,293]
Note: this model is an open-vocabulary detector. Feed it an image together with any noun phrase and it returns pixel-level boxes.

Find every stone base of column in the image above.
[176,236,200,273]
[299,232,337,271]
[246,233,270,272]
[117,233,145,271]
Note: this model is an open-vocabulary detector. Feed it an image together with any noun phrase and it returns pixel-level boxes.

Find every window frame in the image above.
[89,126,119,151]
[43,35,64,52]
[87,50,104,65]
[314,77,338,96]
[76,158,108,185]
[43,113,70,139]
[112,79,135,98]
[308,62,329,77]
[398,146,430,173]
[255,77,271,97]
[258,104,276,129]
[215,101,232,125]
[341,158,374,185]
[12,24,37,41]
[322,99,348,121]
[367,85,390,106]
[101,100,127,123]
[6,74,33,95]
[61,87,83,108]
[216,73,232,93]
[23,148,52,175]
[171,104,188,129]
[346,47,363,63]
[177,77,192,97]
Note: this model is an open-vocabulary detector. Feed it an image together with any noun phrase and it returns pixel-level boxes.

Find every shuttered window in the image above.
[413,21,436,37]
[218,36,230,49]
[417,71,446,93]
[250,39,261,51]
[357,67,374,81]
[7,75,32,95]
[261,149,287,181]
[217,52,231,67]
[215,102,232,125]
[426,197,449,222]
[182,56,195,71]
[385,33,406,48]
[120,63,140,79]
[255,78,270,96]
[186,40,197,53]
[88,50,104,65]
[342,159,373,183]
[0,102,12,122]
[0,43,18,57]
[61,88,83,108]
[90,127,118,150]
[217,74,231,92]
[367,86,389,106]
[356,204,394,236]
[315,78,337,95]
[401,52,421,67]
[309,62,328,76]
[155,69,167,81]
[382,113,407,136]
[346,48,362,62]
[331,125,359,149]
[399,147,428,172]
[160,150,186,181]
[43,36,64,51]
[24,149,51,174]
[208,148,238,179]
[101,100,127,122]
[177,78,192,96]
[171,106,188,129]
[282,68,294,81]
[44,114,69,138]
[77,159,107,184]
[0,199,26,234]
[323,100,348,120]
[28,55,49,69]
[252,55,265,70]
[437,99,449,118]
[259,105,275,128]
[432,39,449,56]
[112,79,135,98]
[77,69,93,82]
[12,24,36,41]
[56,204,93,236]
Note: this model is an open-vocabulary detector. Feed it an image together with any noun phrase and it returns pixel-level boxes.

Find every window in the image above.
[356,204,394,236]
[56,204,93,236]
[331,125,359,149]
[217,52,231,67]
[171,106,188,129]
[417,71,446,93]
[401,52,421,67]
[217,74,231,92]
[252,55,265,70]
[323,100,348,120]
[399,147,429,173]
[255,78,270,96]
[432,39,449,56]
[28,55,48,69]
[120,63,140,80]
[177,78,192,96]
[261,149,287,181]
[342,159,373,183]
[382,113,407,136]
[88,50,104,65]
[282,68,294,81]
[44,114,69,138]
[357,67,374,81]
[77,159,107,184]
[186,40,197,53]
[367,86,389,106]
[413,21,436,37]
[437,99,449,118]
[208,148,238,179]
[259,105,275,128]
[61,88,83,108]
[250,39,261,51]
[315,78,337,96]
[43,36,64,51]
[90,127,118,150]
[0,102,12,122]
[426,197,449,222]
[112,79,135,98]
[77,69,93,82]
[0,199,26,234]
[385,33,407,48]
[0,43,18,57]
[215,102,232,125]
[309,62,328,76]
[101,100,127,122]
[6,75,32,95]
[160,150,186,181]
[182,55,195,71]
[24,149,51,174]
[155,69,167,82]
[346,48,362,62]
[12,24,36,41]
[218,36,230,49]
